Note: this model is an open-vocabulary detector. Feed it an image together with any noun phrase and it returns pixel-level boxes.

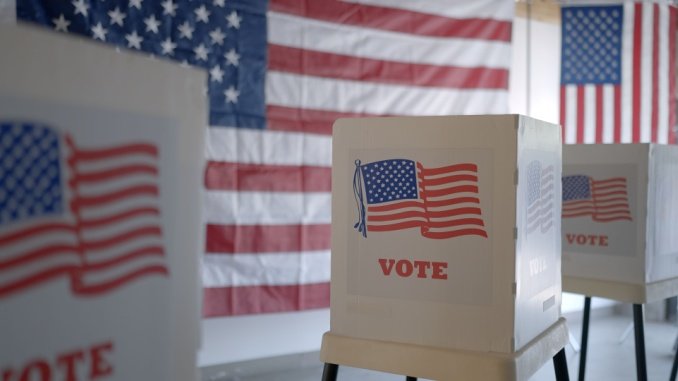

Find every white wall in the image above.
[198,14,614,368]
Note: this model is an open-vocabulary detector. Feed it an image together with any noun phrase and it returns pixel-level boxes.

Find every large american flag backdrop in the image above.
[15,0,513,316]
[560,3,677,145]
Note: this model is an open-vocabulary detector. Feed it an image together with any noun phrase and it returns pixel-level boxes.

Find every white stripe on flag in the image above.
[205,127,333,166]
[267,71,509,116]
[640,2,653,143]
[658,3,670,144]
[602,85,614,143]
[565,86,578,144]
[341,0,514,21]
[268,12,512,69]
[584,85,596,143]
[621,1,635,143]
[202,251,331,287]
[203,190,332,225]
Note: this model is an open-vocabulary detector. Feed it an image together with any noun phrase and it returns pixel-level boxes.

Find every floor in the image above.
[202,311,678,381]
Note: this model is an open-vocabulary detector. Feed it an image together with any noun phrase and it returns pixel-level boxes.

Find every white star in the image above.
[161,0,178,16]
[125,31,143,49]
[161,38,177,55]
[72,0,89,17]
[226,11,241,29]
[209,28,226,45]
[108,7,126,26]
[144,14,161,34]
[224,48,240,66]
[224,86,240,103]
[91,22,108,41]
[194,44,209,61]
[129,0,143,9]
[178,22,194,39]
[52,14,70,32]
[210,65,224,82]
[195,5,210,23]
[213,0,226,7]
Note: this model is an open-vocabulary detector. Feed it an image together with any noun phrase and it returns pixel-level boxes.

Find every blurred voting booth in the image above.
[0,25,205,380]
[322,115,568,380]
[562,144,678,381]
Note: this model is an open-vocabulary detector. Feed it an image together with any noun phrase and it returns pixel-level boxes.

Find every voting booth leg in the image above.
[578,296,592,381]
[633,304,647,381]
[553,348,570,381]
[322,363,338,381]
[405,377,417,381]
[670,341,678,381]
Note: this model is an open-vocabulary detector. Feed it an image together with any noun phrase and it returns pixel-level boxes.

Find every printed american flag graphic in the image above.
[16,0,512,315]
[353,159,488,240]
[560,4,677,144]
[0,122,167,298]
[562,175,632,222]
[526,161,555,234]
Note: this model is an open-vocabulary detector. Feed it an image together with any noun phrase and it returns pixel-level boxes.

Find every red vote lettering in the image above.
[1,341,113,381]
[378,258,447,280]
[565,233,609,247]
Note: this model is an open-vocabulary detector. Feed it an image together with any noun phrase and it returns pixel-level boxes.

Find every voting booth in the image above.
[0,25,205,380]
[562,144,678,302]
[321,115,568,380]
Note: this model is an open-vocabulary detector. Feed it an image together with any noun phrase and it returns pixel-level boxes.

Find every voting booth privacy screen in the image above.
[330,115,562,353]
[563,144,678,285]
[0,25,205,380]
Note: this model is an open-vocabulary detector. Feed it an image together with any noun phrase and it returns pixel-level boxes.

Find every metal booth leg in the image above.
[633,304,647,381]
[579,296,592,381]
[322,363,339,381]
[553,347,571,381]
[405,377,417,381]
[670,338,678,381]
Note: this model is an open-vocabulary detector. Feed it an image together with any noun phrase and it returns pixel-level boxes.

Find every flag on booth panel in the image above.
[16,0,514,316]
[560,3,678,145]
[352,159,488,240]
[0,122,168,298]
[525,161,555,235]
[562,175,632,222]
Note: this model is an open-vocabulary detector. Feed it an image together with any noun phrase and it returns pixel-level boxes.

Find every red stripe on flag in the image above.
[266,105,375,135]
[70,164,158,185]
[596,86,603,143]
[560,86,566,142]
[632,3,643,143]
[576,86,585,143]
[205,161,332,192]
[205,224,331,254]
[268,44,509,89]
[0,265,79,298]
[76,266,169,295]
[651,4,659,143]
[0,223,75,246]
[202,283,330,316]
[614,85,622,143]
[269,0,512,42]
[70,185,158,209]
[669,6,677,144]
[66,140,158,163]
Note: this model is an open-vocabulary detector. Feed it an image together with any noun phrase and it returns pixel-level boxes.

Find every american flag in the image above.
[562,175,632,222]
[526,161,554,234]
[560,3,677,144]
[0,122,167,298]
[353,159,488,239]
[16,0,512,316]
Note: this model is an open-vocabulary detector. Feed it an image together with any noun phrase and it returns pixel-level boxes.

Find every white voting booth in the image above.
[0,25,205,380]
[562,144,678,302]
[322,115,568,380]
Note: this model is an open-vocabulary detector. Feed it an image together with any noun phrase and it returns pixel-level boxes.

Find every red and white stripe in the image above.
[561,3,677,144]
[562,177,632,222]
[203,0,513,316]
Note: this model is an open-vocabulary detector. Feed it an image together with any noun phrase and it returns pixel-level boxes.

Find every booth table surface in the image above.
[563,276,678,304]
[320,318,568,381]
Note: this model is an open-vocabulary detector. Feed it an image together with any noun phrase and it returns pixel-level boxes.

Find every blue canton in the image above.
[526,161,541,205]
[561,5,623,85]
[562,175,591,201]
[17,0,269,129]
[0,123,63,225]
[361,159,418,205]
